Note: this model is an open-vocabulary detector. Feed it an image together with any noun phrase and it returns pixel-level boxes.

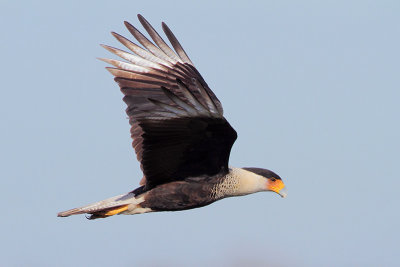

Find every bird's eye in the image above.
[270,177,276,182]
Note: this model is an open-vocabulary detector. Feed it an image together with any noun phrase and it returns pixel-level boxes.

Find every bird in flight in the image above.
[58,14,286,220]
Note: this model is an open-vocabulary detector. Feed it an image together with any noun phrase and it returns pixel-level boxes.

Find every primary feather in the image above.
[102,14,236,190]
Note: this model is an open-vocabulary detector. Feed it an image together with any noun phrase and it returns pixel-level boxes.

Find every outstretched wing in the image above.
[102,14,237,190]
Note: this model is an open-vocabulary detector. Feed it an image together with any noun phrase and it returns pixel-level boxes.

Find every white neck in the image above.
[230,167,267,196]
[213,167,267,199]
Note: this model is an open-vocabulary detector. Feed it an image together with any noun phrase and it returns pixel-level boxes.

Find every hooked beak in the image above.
[278,186,287,198]
[267,179,287,198]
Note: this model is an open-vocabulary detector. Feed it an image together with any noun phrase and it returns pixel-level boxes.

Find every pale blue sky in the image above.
[1,1,399,266]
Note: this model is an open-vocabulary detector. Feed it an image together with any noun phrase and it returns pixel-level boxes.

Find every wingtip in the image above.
[105,67,119,76]
[137,14,151,28]
[161,21,169,30]
[97,57,106,61]
[100,44,115,54]
[124,20,133,28]
[96,57,110,65]
[100,44,119,53]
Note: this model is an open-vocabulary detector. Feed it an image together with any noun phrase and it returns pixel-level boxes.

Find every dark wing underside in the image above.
[102,14,237,190]
[138,117,236,189]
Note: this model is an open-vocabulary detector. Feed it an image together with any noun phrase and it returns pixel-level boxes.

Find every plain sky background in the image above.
[1,0,399,266]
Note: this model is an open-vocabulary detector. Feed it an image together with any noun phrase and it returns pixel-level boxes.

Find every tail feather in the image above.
[86,204,129,220]
[57,192,138,218]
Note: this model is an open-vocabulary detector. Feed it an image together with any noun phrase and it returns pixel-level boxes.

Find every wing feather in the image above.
[124,21,174,64]
[162,22,194,65]
[111,31,174,67]
[101,15,236,189]
[138,14,182,63]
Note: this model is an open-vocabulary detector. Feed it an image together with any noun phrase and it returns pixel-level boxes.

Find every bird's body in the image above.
[58,15,286,220]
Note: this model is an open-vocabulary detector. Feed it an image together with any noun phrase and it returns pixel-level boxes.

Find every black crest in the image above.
[243,168,281,180]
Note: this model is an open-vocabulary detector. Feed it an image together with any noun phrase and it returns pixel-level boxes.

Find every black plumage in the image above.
[138,117,236,189]
[242,168,282,180]
[104,15,237,191]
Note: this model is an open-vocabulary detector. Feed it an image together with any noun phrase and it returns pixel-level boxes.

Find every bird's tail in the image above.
[57,192,140,220]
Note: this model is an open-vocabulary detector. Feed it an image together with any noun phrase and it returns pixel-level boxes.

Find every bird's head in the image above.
[242,167,287,198]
